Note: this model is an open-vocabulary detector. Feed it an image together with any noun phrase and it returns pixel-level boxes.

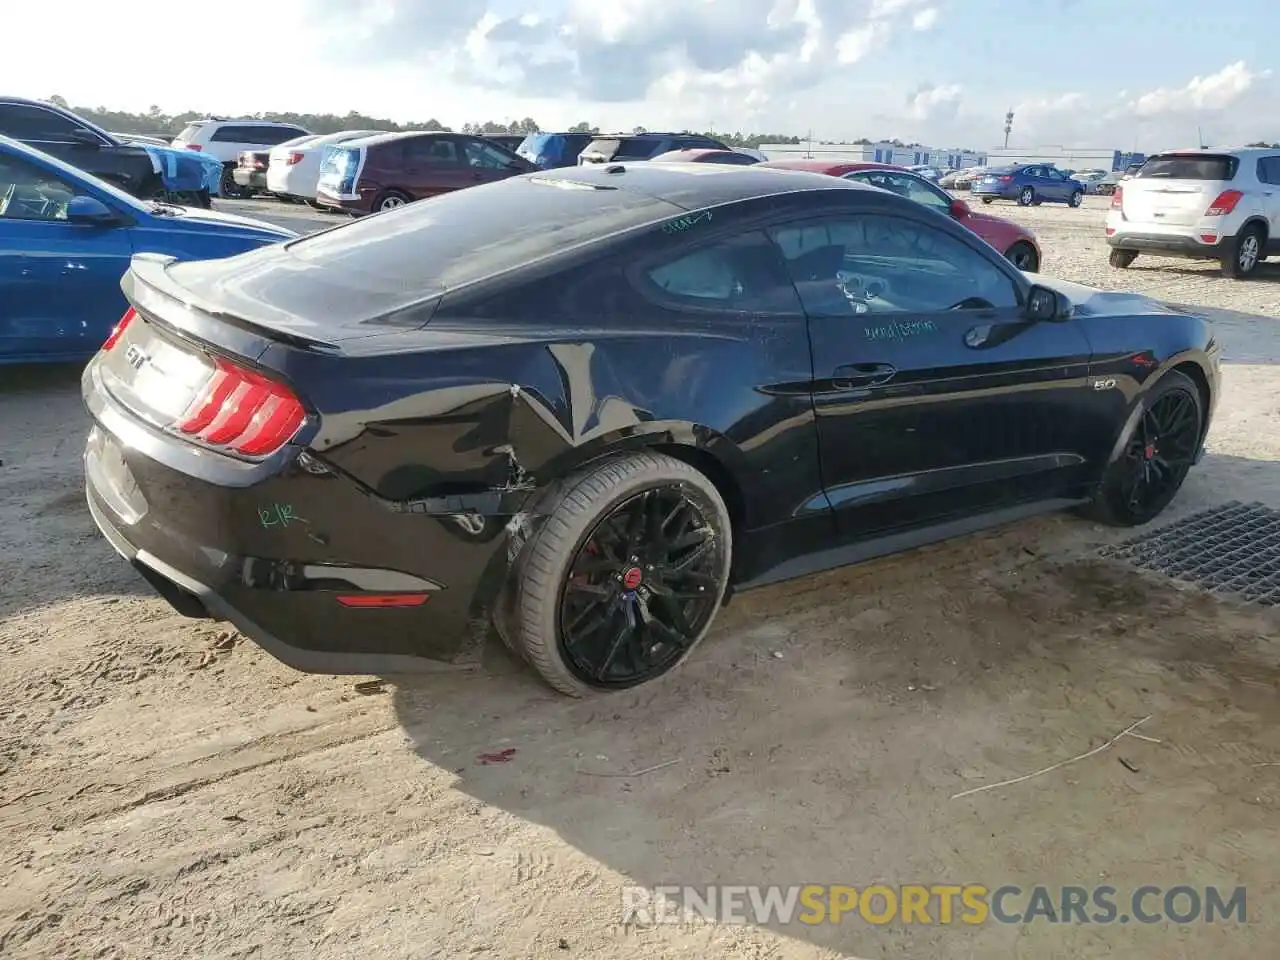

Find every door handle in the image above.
[832,362,896,387]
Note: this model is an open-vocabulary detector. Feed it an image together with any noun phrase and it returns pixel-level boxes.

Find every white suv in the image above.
[172,118,310,197]
[1106,148,1280,279]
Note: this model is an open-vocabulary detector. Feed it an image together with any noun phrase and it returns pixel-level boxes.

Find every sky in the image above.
[5,0,1277,150]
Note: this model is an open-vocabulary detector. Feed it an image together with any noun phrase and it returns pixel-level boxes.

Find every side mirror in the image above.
[1025,284,1072,322]
[65,195,120,226]
[68,129,101,148]
[949,198,970,217]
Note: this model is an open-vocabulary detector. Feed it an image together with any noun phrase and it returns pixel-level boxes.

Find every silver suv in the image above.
[1105,147,1280,279]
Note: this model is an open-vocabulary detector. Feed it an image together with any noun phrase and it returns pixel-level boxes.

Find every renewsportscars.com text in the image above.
[621,884,1247,926]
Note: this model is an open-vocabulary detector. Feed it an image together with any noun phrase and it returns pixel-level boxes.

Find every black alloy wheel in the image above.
[557,486,723,688]
[1117,391,1200,515]
[510,451,732,696]
[1083,371,1203,526]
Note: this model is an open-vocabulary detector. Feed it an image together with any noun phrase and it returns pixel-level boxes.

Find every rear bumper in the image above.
[315,192,370,214]
[232,169,267,189]
[81,365,521,674]
[1106,231,1222,259]
[266,166,314,198]
[971,185,1017,199]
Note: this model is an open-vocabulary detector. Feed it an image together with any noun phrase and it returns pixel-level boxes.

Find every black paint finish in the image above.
[81,164,1221,674]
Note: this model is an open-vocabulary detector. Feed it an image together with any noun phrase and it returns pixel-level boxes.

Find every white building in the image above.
[984,145,1144,172]
[758,141,986,169]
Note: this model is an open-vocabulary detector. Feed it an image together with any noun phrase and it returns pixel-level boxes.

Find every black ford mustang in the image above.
[82,163,1220,696]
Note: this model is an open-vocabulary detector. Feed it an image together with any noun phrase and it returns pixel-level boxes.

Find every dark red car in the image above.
[758,158,1042,271]
[316,131,536,215]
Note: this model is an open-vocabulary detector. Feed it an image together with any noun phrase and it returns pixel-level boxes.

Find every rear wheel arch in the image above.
[1240,216,1269,244]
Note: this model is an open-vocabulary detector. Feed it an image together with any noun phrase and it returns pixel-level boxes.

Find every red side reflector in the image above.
[1199,233,1219,244]
[335,594,430,608]
[173,357,306,458]
[102,307,135,351]
[1205,190,1243,216]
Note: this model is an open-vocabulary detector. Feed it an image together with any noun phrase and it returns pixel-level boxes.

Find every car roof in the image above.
[757,158,905,176]
[525,161,870,208]
[339,130,451,148]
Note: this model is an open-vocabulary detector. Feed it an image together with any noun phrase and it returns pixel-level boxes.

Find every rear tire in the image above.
[1005,241,1040,272]
[1079,371,1202,527]
[1109,249,1138,269]
[372,189,411,212]
[513,452,732,698]
[981,197,994,205]
[1221,224,1263,279]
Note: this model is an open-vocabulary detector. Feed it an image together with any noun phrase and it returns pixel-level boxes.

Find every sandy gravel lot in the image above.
[3,196,1280,959]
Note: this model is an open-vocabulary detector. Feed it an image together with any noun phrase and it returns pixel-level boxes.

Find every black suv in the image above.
[577,132,730,164]
[0,97,160,198]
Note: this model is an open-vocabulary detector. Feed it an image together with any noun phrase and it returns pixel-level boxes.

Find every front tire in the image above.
[1018,186,1035,206]
[1069,190,1084,208]
[1221,224,1263,279]
[513,452,732,697]
[1081,370,1203,527]
[981,197,994,205]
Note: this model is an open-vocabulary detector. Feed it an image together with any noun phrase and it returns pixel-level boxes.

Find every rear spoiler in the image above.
[123,253,342,354]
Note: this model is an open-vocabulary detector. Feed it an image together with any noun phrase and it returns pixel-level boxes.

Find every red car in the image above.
[757,158,1042,271]
[649,148,759,165]
[316,131,536,215]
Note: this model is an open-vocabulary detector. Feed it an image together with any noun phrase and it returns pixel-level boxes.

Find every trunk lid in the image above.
[1120,152,1238,226]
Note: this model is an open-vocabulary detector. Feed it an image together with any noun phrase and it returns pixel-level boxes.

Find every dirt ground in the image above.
[3,197,1280,959]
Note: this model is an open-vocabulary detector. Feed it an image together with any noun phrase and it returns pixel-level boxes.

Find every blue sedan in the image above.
[970,164,1086,208]
[1,136,296,364]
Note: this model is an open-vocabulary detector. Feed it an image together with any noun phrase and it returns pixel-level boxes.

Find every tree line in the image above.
[47,96,806,148]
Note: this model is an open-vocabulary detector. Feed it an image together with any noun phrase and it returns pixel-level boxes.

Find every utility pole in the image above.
[1003,109,1014,149]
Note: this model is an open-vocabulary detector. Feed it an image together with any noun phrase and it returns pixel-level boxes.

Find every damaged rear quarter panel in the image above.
[259,306,820,617]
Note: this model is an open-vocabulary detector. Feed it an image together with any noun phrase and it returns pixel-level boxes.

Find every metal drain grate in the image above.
[1100,500,1280,606]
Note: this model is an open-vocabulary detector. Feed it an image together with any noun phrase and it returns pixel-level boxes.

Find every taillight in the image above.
[102,307,135,351]
[185,143,202,151]
[173,357,306,457]
[998,175,1012,182]
[1205,190,1243,216]
[1111,186,1123,209]
[286,152,304,165]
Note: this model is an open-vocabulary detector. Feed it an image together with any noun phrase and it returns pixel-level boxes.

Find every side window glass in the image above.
[0,156,78,221]
[0,105,81,140]
[463,140,513,169]
[639,230,802,314]
[408,138,458,164]
[768,214,1019,317]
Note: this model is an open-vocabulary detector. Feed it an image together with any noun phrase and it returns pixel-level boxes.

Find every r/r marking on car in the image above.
[1092,378,1118,390]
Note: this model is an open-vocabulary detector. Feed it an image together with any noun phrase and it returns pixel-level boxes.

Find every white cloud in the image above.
[906,83,962,120]
[1129,61,1270,116]
[911,7,939,29]
[835,22,892,63]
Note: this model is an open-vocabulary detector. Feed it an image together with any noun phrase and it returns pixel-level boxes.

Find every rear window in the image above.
[176,123,206,141]
[583,137,659,160]
[211,124,308,145]
[1137,154,1238,181]
[284,174,680,296]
